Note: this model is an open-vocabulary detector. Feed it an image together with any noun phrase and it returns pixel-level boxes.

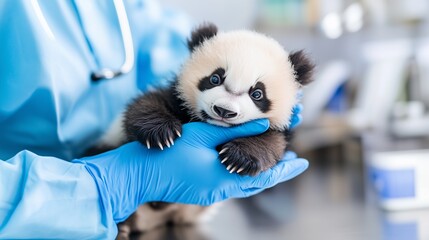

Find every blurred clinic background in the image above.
[132,0,429,239]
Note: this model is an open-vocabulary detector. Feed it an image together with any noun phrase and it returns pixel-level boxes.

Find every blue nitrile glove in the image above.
[290,103,303,129]
[73,119,308,223]
[289,90,304,129]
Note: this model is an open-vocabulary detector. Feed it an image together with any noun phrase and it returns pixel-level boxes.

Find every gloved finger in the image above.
[292,103,303,114]
[283,151,297,160]
[183,119,270,148]
[289,113,302,129]
[289,103,303,129]
[242,158,309,194]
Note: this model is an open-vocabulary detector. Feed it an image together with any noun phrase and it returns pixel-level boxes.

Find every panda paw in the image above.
[135,119,182,150]
[218,140,266,176]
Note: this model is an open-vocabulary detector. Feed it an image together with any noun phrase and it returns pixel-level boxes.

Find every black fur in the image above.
[289,50,315,86]
[187,23,218,52]
[148,202,171,210]
[200,110,211,121]
[250,82,271,113]
[124,86,190,148]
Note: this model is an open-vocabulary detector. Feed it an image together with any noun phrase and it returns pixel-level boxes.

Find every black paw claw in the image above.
[218,142,262,176]
[135,121,182,150]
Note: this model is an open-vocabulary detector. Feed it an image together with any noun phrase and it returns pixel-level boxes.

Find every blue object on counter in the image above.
[370,168,415,199]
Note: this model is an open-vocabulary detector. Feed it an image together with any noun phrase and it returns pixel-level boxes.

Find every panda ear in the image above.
[289,50,315,86]
[187,23,218,52]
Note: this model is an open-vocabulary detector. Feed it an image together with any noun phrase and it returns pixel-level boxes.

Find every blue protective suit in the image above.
[0,0,190,238]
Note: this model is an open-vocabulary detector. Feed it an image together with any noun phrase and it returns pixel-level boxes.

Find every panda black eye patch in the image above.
[249,82,271,113]
[198,68,226,91]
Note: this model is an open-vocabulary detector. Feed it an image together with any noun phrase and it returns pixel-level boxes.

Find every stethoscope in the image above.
[90,0,134,81]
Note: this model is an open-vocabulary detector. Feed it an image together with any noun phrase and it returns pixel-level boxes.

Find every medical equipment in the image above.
[90,0,134,81]
[369,149,429,210]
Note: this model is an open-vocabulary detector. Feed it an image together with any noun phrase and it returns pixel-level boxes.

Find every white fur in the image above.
[177,30,299,130]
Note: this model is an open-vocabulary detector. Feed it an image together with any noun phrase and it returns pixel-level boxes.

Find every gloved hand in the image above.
[289,90,304,129]
[73,119,308,223]
[290,103,303,129]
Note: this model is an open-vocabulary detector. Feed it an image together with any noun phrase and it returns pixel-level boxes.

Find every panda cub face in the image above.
[176,24,313,131]
[196,66,271,128]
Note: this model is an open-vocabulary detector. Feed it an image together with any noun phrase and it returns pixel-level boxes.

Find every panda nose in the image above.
[213,105,238,119]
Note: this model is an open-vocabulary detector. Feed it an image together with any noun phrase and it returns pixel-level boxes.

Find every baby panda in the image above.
[117,23,314,236]
[125,23,313,175]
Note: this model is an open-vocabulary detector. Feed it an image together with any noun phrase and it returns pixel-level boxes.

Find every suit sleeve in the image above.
[0,151,117,239]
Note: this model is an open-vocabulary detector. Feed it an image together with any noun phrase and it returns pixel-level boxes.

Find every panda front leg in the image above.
[218,130,288,176]
[124,88,183,150]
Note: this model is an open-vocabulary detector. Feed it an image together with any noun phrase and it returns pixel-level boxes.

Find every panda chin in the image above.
[206,119,233,127]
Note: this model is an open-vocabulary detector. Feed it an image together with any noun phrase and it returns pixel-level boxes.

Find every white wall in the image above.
[159,0,259,30]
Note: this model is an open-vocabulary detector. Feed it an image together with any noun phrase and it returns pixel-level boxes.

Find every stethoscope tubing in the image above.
[90,0,134,81]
